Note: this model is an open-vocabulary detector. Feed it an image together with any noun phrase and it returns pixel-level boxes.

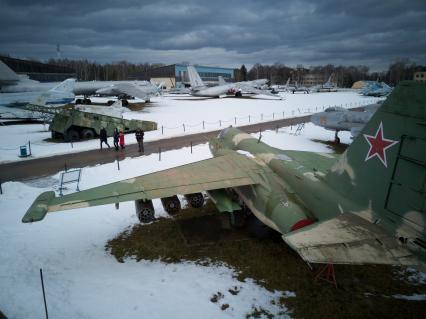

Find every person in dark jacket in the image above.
[99,127,110,150]
[113,128,119,151]
[135,128,145,153]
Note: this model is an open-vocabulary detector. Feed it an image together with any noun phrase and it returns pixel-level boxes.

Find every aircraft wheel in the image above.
[66,129,80,142]
[135,199,155,223]
[161,196,181,215]
[235,91,242,97]
[121,99,129,106]
[185,193,204,208]
[83,98,92,105]
[107,100,115,106]
[81,128,95,139]
[75,98,82,104]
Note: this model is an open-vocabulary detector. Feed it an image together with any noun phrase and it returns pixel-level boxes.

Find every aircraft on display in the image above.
[311,74,338,92]
[187,66,279,98]
[310,103,380,143]
[0,78,75,108]
[288,81,310,94]
[361,81,393,97]
[0,60,160,102]
[22,81,426,269]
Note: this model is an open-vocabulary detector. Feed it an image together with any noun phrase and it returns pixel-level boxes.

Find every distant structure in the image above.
[0,55,75,82]
[414,71,426,82]
[131,64,235,89]
[56,44,61,59]
[303,73,327,87]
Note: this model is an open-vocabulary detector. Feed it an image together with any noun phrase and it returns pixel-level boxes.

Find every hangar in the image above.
[146,64,236,89]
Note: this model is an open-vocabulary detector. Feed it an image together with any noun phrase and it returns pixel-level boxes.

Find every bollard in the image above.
[64,163,68,172]
[161,126,164,135]
[203,120,205,129]
[283,111,285,118]
[0,180,2,195]
[190,141,193,154]
[219,120,221,127]
[116,156,120,171]
[249,115,250,122]
[272,112,274,119]
[183,124,185,132]
[159,147,161,161]
[70,136,73,149]
[234,117,236,125]
[40,269,49,319]
[28,140,32,156]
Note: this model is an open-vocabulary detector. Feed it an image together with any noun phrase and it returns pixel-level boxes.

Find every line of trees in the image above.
[46,58,425,87]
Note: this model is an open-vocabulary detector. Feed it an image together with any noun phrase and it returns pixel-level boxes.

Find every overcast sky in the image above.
[1,0,425,71]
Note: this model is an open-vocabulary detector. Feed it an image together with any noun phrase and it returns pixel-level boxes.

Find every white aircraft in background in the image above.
[187,66,280,99]
[0,60,159,103]
[0,78,75,108]
[311,74,338,92]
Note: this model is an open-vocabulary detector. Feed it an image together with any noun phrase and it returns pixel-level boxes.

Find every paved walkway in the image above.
[0,115,311,182]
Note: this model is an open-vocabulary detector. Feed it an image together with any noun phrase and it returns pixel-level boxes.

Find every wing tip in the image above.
[22,191,56,223]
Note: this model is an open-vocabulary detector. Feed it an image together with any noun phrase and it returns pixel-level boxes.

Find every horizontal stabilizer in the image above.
[22,191,56,222]
[283,213,418,266]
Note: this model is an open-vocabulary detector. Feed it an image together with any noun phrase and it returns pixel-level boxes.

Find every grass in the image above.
[106,201,426,318]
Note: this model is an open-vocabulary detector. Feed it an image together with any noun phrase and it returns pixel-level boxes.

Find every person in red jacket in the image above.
[119,130,125,150]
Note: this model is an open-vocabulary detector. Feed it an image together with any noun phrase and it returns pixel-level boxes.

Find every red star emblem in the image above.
[363,122,398,167]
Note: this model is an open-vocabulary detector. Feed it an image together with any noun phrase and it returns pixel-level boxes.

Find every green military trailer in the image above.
[49,109,157,141]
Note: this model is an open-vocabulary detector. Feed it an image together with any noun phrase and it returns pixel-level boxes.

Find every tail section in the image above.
[325,73,333,85]
[49,78,76,93]
[326,81,426,245]
[187,65,205,89]
[0,60,20,83]
[218,76,226,86]
[33,79,76,106]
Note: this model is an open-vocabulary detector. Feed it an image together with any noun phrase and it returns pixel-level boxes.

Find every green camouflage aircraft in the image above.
[23,81,425,267]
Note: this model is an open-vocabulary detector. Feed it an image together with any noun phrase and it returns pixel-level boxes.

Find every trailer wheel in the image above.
[81,128,95,139]
[66,129,80,142]
[75,99,82,104]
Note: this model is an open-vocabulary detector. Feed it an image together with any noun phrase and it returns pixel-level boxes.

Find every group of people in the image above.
[99,127,144,153]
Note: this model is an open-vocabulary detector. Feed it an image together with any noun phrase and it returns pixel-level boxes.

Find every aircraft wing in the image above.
[22,153,263,222]
[112,82,157,100]
[283,213,419,266]
[281,150,340,173]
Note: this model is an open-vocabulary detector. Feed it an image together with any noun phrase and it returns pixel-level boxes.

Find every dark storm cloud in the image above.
[1,0,425,69]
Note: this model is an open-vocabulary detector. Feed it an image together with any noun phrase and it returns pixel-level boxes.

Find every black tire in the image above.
[235,91,242,97]
[83,98,92,105]
[121,99,129,106]
[75,99,82,104]
[66,129,80,142]
[135,199,155,223]
[81,128,95,140]
[246,215,274,239]
[107,100,115,106]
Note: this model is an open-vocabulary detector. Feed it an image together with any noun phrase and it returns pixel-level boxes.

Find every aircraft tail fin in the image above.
[218,76,226,86]
[0,60,20,82]
[49,78,76,93]
[325,81,426,241]
[187,65,205,89]
[325,73,333,85]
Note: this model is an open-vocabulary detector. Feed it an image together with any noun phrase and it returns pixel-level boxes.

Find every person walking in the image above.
[113,128,119,151]
[119,130,125,150]
[135,128,145,153]
[99,127,110,150]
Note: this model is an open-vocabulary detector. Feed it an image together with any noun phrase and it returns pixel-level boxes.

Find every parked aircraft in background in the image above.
[311,103,380,143]
[288,81,310,94]
[311,74,338,92]
[0,60,160,103]
[22,81,426,269]
[361,81,393,97]
[187,66,279,98]
[0,78,75,108]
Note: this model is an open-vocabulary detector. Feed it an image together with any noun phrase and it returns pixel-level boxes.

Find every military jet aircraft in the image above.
[288,81,310,94]
[361,81,393,97]
[311,103,380,143]
[22,81,425,268]
[311,74,338,92]
[187,66,279,98]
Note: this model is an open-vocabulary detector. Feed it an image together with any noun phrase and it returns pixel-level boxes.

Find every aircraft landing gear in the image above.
[334,130,341,144]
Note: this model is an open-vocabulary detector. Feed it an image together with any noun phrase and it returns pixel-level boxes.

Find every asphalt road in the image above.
[0,115,311,182]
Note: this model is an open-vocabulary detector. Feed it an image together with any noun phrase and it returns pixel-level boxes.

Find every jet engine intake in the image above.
[184,193,204,208]
[161,195,181,215]
[135,199,155,223]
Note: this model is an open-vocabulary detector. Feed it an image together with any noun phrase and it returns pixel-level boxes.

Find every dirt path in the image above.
[0,115,310,182]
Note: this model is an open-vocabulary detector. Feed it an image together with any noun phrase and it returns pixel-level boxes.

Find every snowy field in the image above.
[0,91,381,163]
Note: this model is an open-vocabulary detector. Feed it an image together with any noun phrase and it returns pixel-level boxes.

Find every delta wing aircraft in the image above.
[22,81,425,267]
[311,103,381,142]
[311,74,338,92]
[187,66,279,98]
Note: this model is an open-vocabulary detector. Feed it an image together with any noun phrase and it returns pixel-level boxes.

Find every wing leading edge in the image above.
[22,153,262,222]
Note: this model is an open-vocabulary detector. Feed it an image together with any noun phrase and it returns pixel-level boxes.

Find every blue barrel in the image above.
[20,145,27,157]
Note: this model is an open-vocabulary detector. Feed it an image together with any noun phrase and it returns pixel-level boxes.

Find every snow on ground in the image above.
[0,124,343,319]
[0,91,381,162]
